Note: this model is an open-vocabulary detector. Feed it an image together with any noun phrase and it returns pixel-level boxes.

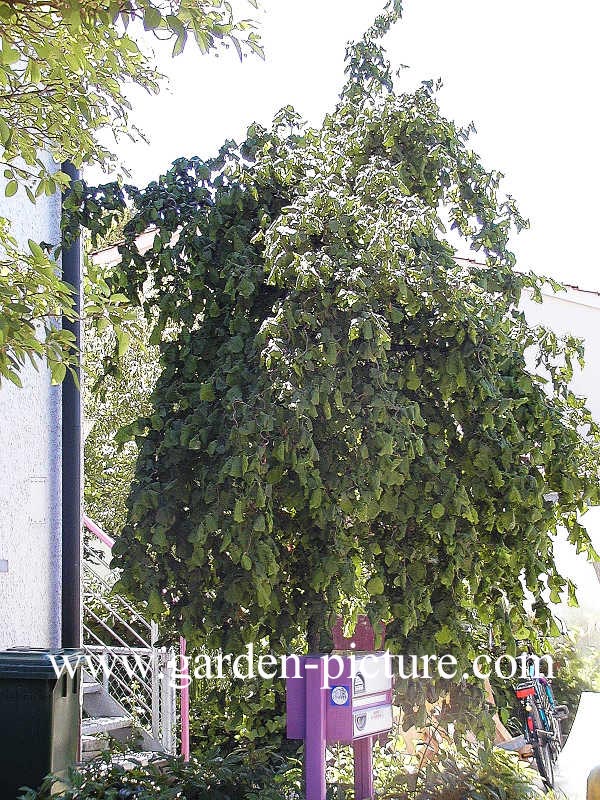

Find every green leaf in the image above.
[147,589,164,616]
[234,499,244,523]
[143,6,162,30]
[435,625,453,645]
[0,45,19,65]
[406,373,421,391]
[5,369,23,388]
[366,576,385,595]
[28,239,45,261]
[172,30,188,57]
[116,329,130,357]
[0,117,10,145]
[309,488,322,509]
[230,335,244,353]
[199,383,215,401]
[4,180,17,197]
[567,580,578,608]
[50,362,67,385]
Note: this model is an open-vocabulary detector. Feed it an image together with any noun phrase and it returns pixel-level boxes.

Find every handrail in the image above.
[85,603,150,651]
[82,557,153,631]
[83,514,115,548]
[85,643,158,655]
[84,589,152,648]
[81,638,154,718]
[83,622,113,650]
[83,515,190,761]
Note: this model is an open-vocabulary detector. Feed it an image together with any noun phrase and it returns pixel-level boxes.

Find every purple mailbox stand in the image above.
[286,653,393,800]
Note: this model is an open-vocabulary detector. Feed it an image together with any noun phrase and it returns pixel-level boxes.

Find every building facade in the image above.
[0,172,63,650]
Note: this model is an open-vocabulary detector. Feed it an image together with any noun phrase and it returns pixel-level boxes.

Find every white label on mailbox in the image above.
[352,653,392,696]
[353,704,393,738]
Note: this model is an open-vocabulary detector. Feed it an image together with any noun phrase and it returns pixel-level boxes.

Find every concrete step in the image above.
[83,682,102,695]
[112,752,168,769]
[82,734,108,753]
[81,733,109,761]
[82,715,132,736]
[82,745,166,766]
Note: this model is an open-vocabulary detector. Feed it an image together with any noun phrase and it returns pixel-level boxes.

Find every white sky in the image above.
[90,0,600,289]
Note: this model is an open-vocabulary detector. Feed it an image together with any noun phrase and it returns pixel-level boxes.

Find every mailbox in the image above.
[286,652,393,800]
[326,652,393,744]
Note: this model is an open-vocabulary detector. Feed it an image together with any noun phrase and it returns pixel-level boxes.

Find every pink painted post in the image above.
[305,658,327,800]
[179,636,190,761]
[353,736,374,800]
[332,615,386,651]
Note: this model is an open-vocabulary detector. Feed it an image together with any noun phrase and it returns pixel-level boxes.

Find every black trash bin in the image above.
[0,648,83,799]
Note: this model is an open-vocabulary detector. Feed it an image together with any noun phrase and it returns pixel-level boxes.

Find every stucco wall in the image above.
[522,287,600,635]
[0,164,62,650]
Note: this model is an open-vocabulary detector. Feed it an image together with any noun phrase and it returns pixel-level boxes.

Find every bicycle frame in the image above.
[513,653,567,789]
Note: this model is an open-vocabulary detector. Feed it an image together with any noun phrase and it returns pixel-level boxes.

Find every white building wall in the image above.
[0,168,62,650]
[522,286,600,634]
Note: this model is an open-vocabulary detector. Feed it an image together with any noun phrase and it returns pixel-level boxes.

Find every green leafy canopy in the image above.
[0,0,261,386]
[68,3,600,671]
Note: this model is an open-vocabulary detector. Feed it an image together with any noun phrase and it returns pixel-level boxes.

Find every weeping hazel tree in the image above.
[69,1,599,731]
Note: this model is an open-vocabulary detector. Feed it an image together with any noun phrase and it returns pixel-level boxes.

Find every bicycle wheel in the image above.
[530,702,554,789]
[549,709,563,762]
[540,692,563,762]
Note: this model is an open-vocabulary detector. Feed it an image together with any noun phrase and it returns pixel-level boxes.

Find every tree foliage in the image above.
[0,0,260,385]
[67,3,599,674]
[82,208,159,535]
[84,308,159,537]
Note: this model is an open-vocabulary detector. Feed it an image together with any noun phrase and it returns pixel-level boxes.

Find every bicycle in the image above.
[514,655,569,789]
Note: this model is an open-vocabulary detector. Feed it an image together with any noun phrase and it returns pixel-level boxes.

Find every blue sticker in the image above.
[330,685,350,706]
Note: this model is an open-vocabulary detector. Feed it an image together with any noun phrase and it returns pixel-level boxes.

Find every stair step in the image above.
[81,747,167,767]
[82,734,108,753]
[83,682,102,695]
[81,736,109,762]
[112,752,168,769]
[82,715,132,736]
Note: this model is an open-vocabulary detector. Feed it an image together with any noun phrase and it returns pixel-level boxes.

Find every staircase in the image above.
[81,675,165,761]
[82,520,181,760]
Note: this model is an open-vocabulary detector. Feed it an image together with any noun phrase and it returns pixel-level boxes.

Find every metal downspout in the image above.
[60,161,82,650]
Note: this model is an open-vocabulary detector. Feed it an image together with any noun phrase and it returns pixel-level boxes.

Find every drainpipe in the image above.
[61,161,82,650]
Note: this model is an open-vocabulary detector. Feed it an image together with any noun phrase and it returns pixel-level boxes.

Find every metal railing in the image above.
[82,517,184,755]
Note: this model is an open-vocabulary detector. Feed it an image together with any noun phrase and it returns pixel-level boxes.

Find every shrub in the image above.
[18,748,301,800]
[378,745,548,800]
[327,729,549,800]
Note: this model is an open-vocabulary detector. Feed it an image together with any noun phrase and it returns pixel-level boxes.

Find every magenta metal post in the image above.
[353,736,374,799]
[179,636,191,761]
[304,658,327,800]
